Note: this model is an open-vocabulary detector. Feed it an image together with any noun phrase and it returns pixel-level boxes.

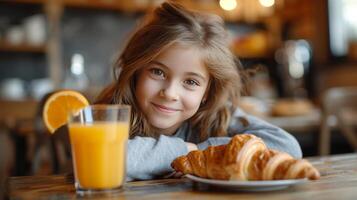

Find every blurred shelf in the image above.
[0,0,44,5]
[232,50,274,60]
[234,52,273,60]
[2,0,147,12]
[0,41,46,53]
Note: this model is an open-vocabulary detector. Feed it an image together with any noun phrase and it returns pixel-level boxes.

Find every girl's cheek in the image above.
[183,92,205,108]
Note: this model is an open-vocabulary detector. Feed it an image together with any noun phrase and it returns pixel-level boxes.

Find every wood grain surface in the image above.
[5,153,357,200]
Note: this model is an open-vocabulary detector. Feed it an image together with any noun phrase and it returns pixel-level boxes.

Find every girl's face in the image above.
[135,44,210,135]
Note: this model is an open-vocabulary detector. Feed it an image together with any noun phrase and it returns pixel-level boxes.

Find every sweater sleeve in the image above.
[197,109,302,159]
[126,135,188,181]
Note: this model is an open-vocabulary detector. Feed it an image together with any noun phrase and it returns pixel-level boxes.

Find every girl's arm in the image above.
[126,135,188,181]
[197,109,303,158]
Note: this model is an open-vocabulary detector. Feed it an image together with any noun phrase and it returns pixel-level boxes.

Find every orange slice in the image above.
[42,90,89,133]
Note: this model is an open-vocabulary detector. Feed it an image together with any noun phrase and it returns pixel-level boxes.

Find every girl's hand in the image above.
[186,142,198,152]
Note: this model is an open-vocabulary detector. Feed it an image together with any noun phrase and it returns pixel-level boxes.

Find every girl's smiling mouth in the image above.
[152,103,181,113]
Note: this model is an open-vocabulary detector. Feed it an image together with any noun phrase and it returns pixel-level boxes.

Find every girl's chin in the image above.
[150,121,181,134]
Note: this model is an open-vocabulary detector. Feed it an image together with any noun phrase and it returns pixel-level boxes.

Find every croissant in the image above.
[171,134,320,181]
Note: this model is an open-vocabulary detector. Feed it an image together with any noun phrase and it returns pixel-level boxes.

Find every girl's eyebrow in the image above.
[151,60,169,69]
[151,60,207,82]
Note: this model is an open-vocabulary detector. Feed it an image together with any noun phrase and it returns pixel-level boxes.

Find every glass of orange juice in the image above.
[68,104,131,196]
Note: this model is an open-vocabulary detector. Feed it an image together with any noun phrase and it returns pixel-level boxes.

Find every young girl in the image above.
[96,1,302,181]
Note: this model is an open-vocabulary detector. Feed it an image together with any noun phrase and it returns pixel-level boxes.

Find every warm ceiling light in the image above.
[219,0,237,11]
[259,0,275,8]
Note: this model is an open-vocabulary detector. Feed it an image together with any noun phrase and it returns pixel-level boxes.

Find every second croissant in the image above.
[171,134,320,181]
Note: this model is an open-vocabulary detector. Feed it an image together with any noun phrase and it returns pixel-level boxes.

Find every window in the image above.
[329,0,357,57]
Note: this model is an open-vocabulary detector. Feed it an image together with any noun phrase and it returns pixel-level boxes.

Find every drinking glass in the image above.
[68,105,131,196]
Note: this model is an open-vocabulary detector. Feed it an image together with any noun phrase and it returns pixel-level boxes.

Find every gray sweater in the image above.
[126,109,302,181]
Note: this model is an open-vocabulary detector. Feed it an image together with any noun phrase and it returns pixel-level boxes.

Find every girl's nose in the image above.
[160,84,179,101]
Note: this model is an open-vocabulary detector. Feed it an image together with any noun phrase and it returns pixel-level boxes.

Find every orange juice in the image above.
[69,122,129,189]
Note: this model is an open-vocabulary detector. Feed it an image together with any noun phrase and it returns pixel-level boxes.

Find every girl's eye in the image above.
[150,68,165,77]
[184,79,200,87]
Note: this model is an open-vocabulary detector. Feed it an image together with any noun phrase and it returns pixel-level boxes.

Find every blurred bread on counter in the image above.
[271,98,314,116]
[238,97,270,117]
[239,97,315,118]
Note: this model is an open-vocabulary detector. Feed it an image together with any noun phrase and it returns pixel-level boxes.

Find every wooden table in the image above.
[5,153,357,200]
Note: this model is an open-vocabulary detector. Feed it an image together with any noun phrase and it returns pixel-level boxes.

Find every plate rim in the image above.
[185,174,308,187]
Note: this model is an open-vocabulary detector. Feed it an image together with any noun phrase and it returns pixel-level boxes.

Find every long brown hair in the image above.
[96,1,242,141]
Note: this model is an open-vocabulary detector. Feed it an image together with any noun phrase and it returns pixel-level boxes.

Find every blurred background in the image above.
[1,0,357,196]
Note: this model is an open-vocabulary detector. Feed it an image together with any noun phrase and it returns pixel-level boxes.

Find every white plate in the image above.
[185,174,308,191]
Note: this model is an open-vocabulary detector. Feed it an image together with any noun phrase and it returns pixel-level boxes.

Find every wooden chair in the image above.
[0,99,38,175]
[30,93,72,175]
[319,87,357,155]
